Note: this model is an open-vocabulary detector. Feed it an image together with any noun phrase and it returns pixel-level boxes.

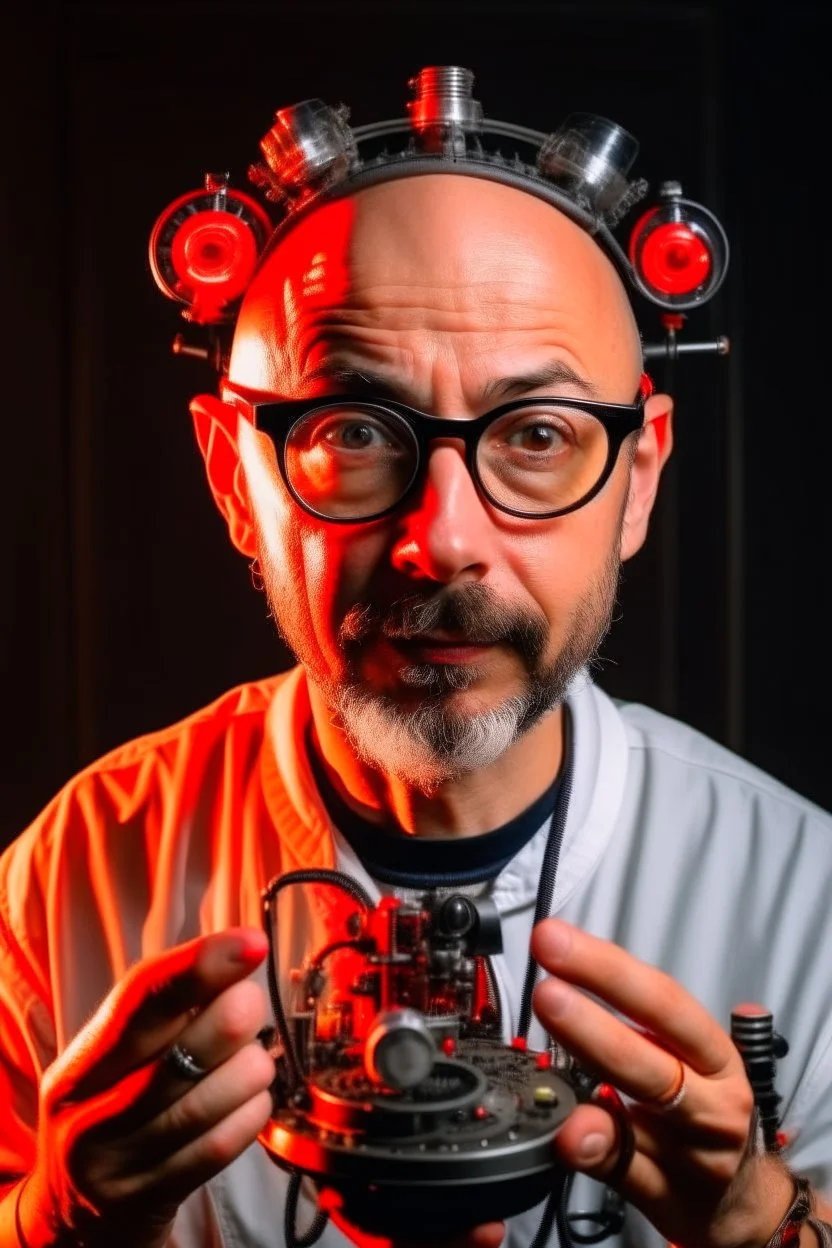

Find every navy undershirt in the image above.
[306,729,566,889]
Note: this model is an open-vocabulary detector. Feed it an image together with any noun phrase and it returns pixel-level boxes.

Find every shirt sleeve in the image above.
[0,848,57,1186]
[0,823,58,1183]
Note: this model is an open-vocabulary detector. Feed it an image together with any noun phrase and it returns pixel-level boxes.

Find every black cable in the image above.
[564,1175,626,1245]
[514,711,628,1248]
[261,868,374,1090]
[309,937,374,974]
[556,1175,575,1248]
[528,1185,560,1248]
[261,867,374,911]
[284,1169,330,1248]
[517,710,574,1041]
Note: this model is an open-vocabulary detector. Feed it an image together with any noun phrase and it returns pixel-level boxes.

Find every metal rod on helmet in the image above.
[643,335,730,359]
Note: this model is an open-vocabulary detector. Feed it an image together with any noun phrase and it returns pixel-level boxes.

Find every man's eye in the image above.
[505,422,568,452]
[324,420,390,450]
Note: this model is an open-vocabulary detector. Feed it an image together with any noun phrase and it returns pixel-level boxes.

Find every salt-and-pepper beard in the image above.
[257,539,622,794]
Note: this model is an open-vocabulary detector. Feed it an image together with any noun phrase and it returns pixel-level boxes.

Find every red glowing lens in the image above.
[638,220,711,295]
[628,203,723,305]
[149,185,272,323]
[170,211,259,322]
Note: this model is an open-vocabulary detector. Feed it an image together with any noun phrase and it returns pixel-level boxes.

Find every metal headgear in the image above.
[150,66,730,368]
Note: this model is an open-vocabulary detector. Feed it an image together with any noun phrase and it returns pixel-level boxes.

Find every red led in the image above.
[474,1105,489,1120]
[510,1037,527,1052]
[593,1082,626,1114]
[535,1052,552,1070]
[441,1036,456,1057]
[661,313,686,332]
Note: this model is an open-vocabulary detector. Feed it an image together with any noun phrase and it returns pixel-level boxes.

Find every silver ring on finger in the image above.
[165,1041,208,1081]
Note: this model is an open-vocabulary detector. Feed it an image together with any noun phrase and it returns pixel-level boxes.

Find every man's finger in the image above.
[531,920,737,1076]
[94,1088,275,1211]
[108,1042,276,1168]
[101,978,271,1134]
[49,928,269,1104]
[533,975,705,1105]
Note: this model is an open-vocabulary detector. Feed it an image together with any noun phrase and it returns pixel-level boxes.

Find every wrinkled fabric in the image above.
[1,666,832,1247]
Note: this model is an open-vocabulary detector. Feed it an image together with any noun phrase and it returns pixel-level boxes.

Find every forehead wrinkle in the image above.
[296,310,594,371]
[292,295,569,349]
[297,329,606,412]
[292,276,569,322]
[332,274,552,304]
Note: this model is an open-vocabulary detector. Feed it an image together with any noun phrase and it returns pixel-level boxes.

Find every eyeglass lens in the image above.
[284,401,611,519]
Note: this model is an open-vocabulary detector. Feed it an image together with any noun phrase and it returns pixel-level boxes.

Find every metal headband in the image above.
[151,65,731,368]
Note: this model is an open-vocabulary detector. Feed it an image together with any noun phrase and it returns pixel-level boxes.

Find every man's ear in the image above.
[190,394,257,558]
[619,392,674,561]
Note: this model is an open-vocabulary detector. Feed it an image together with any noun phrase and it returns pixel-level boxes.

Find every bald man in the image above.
[2,175,832,1248]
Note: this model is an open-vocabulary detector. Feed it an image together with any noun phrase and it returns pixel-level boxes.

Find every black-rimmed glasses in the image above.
[231,389,646,522]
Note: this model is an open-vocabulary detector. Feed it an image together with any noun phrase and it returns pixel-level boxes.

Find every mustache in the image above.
[339,584,549,663]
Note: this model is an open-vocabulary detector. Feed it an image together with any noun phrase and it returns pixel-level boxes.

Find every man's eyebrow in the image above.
[480,362,601,401]
[304,360,601,403]
[304,363,402,398]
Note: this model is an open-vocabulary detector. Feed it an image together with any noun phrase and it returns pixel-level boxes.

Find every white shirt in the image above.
[2,666,831,1247]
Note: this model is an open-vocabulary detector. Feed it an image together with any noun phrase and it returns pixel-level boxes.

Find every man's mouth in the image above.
[387,632,497,664]
[338,585,549,676]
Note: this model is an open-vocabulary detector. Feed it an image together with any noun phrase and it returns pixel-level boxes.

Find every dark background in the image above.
[3,0,830,848]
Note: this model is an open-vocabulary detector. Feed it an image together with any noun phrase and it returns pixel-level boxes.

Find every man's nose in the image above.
[389,442,496,583]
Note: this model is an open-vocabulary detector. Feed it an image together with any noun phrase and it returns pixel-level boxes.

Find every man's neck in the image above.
[306,683,565,839]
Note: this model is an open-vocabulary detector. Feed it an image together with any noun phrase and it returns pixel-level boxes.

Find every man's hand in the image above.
[18,928,275,1248]
[531,919,798,1248]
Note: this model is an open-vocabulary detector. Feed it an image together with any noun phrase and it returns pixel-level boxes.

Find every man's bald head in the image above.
[201,171,670,793]
[228,174,643,401]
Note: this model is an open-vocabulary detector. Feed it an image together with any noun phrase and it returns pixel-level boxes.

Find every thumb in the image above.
[552,1101,635,1189]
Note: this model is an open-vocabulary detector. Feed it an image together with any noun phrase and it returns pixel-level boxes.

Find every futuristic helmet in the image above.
[149,65,730,370]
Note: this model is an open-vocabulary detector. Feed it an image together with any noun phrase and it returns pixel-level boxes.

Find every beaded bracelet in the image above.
[763,1175,832,1248]
[807,1218,832,1248]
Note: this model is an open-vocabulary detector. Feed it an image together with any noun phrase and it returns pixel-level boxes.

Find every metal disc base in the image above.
[259,1041,577,1235]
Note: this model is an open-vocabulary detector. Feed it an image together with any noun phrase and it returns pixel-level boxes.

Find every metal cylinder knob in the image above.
[364,1008,436,1090]
[407,65,483,136]
[538,113,639,217]
[256,99,356,201]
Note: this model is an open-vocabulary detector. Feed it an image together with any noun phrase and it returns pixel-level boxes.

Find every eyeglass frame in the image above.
[224,374,651,524]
